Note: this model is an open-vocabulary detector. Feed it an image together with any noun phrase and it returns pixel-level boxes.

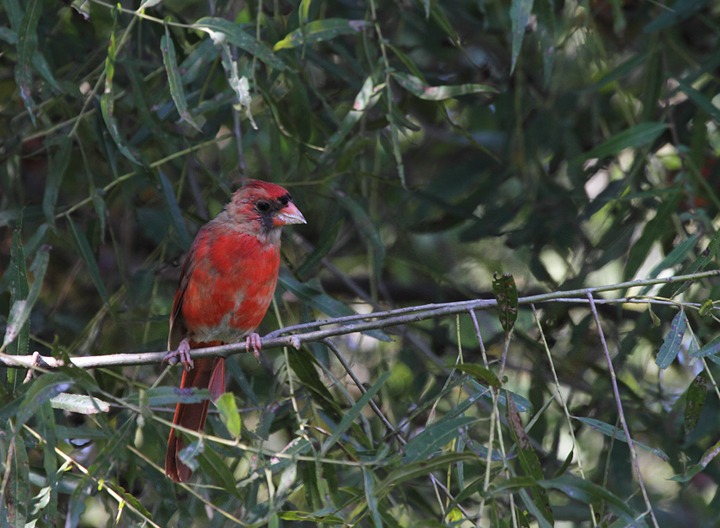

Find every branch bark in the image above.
[2,269,717,370]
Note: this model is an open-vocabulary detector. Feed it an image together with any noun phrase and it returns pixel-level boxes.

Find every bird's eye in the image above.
[256,200,271,212]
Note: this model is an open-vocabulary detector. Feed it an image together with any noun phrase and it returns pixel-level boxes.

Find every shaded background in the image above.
[2,0,720,526]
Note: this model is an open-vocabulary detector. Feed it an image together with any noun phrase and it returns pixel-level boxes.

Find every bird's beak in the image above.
[274,202,306,226]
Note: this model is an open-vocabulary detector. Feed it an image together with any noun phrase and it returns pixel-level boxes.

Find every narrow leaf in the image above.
[194,17,286,70]
[656,310,687,369]
[691,333,720,358]
[676,78,720,124]
[670,436,720,482]
[42,136,72,231]
[157,171,192,251]
[50,393,110,414]
[578,122,667,162]
[640,234,698,295]
[322,371,391,454]
[492,272,518,333]
[393,72,496,101]
[506,389,553,524]
[101,12,138,164]
[2,245,50,347]
[539,475,642,528]
[274,19,371,51]
[684,370,708,437]
[161,26,202,132]
[67,217,110,307]
[402,416,475,463]
[14,0,42,125]
[575,416,669,461]
[510,0,534,74]
[453,364,501,389]
[363,466,383,528]
[215,392,242,439]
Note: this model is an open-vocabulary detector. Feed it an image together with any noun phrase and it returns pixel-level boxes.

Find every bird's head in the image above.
[227,180,306,236]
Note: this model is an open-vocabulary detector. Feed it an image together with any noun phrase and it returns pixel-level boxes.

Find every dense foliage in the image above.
[2,0,720,526]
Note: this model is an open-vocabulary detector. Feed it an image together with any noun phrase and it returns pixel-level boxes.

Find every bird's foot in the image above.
[247,333,262,362]
[163,338,194,371]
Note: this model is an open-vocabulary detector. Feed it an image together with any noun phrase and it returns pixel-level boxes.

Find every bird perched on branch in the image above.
[164,180,306,483]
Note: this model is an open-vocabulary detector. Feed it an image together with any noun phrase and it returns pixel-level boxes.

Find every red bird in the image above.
[164,180,305,482]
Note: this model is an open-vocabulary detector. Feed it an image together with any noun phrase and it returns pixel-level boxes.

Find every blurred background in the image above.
[2,0,720,526]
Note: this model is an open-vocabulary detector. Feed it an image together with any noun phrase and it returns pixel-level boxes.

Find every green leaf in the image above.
[322,371,391,454]
[161,26,202,132]
[157,171,192,251]
[506,389,553,525]
[274,19,371,51]
[6,219,30,361]
[675,78,720,124]
[655,310,687,369]
[377,452,480,497]
[16,374,72,432]
[669,227,720,297]
[510,0,534,74]
[643,0,710,33]
[67,217,111,307]
[278,275,390,341]
[287,347,339,413]
[670,436,720,482]
[101,10,138,164]
[584,53,649,93]
[392,72,496,101]
[129,386,212,406]
[42,137,72,231]
[362,466,383,528]
[49,393,110,414]
[691,333,720,358]
[453,364,501,389]
[14,0,42,125]
[194,17,286,70]
[402,415,475,463]
[578,122,667,162]
[335,191,386,283]
[215,392,242,439]
[492,272,518,333]
[640,234,698,295]
[539,475,642,528]
[7,420,30,527]
[574,417,669,461]
[3,245,50,348]
[684,370,708,437]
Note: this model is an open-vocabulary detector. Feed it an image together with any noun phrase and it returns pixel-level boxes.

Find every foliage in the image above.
[2,0,720,526]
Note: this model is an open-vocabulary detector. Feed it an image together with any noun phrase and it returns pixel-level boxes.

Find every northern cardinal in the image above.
[164,180,306,482]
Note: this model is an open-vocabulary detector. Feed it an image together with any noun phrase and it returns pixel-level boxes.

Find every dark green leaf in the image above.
[506,389,553,524]
[161,26,202,132]
[684,370,708,437]
[577,122,667,163]
[670,436,720,482]
[67,217,111,307]
[643,0,710,33]
[575,417,668,461]
[539,475,642,528]
[157,170,192,251]
[402,415,475,463]
[322,371,391,454]
[510,0,534,73]
[676,78,720,125]
[42,137,72,231]
[492,272,518,333]
[194,17,286,70]
[14,0,41,125]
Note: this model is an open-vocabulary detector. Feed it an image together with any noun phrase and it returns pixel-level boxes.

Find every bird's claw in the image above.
[163,338,194,371]
[247,333,262,363]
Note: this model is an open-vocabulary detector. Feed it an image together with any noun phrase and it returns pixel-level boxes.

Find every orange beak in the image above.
[274,201,306,226]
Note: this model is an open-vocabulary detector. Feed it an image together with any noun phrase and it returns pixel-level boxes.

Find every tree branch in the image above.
[2,269,717,370]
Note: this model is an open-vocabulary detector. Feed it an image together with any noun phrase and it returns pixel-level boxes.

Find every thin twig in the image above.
[586,292,660,528]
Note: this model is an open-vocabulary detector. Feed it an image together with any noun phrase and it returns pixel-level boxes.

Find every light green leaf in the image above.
[393,74,496,102]
[510,0,534,74]
[215,392,242,439]
[273,19,371,51]
[575,416,668,461]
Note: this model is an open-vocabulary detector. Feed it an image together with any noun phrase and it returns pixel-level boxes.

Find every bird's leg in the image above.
[246,333,262,362]
[163,338,194,371]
